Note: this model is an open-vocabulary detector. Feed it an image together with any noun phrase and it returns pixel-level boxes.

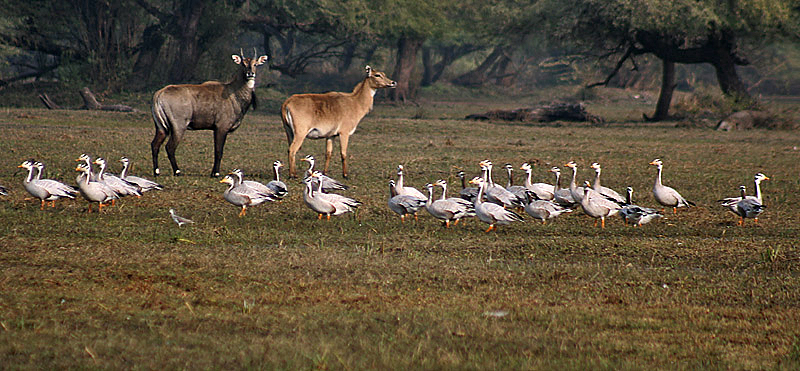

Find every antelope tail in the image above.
[151,98,171,134]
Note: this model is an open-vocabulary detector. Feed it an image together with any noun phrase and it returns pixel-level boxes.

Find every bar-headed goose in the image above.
[520,163,555,200]
[649,159,695,214]
[75,163,119,212]
[503,163,529,202]
[119,157,162,192]
[590,163,626,204]
[230,169,279,202]
[523,190,572,224]
[394,164,427,200]
[725,185,766,226]
[550,167,577,207]
[423,182,473,227]
[266,160,289,200]
[18,160,77,209]
[563,161,586,204]
[93,157,142,202]
[480,160,523,208]
[457,170,479,202]
[219,173,274,217]
[620,187,663,226]
[302,172,360,220]
[388,179,426,223]
[580,181,622,228]
[469,177,523,232]
[719,173,769,206]
[301,155,348,192]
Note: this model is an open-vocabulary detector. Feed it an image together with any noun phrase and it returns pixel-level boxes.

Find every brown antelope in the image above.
[281,66,396,178]
[151,51,268,177]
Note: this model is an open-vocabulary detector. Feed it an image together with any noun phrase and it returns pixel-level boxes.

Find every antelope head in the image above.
[232,51,268,89]
[364,65,397,91]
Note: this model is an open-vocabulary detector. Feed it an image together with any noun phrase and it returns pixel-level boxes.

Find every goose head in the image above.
[590,162,602,173]
[75,163,91,175]
[469,177,485,187]
[754,173,770,183]
[456,170,465,179]
[273,160,283,170]
[564,161,577,169]
[520,163,532,172]
[649,158,663,169]
[76,154,91,165]
[120,157,130,166]
[549,166,561,175]
[18,160,34,170]
[739,185,747,197]
[92,157,107,169]
[219,175,236,186]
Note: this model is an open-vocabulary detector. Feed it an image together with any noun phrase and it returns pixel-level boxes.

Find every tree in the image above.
[367,0,455,103]
[0,0,147,90]
[534,0,800,120]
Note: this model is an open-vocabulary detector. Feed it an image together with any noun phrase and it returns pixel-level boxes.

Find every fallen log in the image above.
[466,102,604,124]
[39,87,137,112]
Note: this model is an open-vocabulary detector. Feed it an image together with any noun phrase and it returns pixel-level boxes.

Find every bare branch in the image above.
[586,46,635,88]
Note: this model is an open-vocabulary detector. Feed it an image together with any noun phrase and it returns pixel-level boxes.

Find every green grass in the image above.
[0,97,799,369]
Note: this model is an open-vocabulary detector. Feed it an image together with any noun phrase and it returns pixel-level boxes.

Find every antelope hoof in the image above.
[154,168,161,177]
[211,172,220,178]
[342,174,349,180]
[174,169,183,176]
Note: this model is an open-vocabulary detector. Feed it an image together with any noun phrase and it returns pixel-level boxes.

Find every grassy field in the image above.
[0,94,799,369]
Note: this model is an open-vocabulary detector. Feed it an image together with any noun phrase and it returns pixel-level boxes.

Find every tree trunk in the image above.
[421,46,434,87]
[338,42,357,73]
[646,59,676,121]
[452,46,504,86]
[712,51,755,106]
[391,37,424,103]
[131,24,165,88]
[168,0,205,82]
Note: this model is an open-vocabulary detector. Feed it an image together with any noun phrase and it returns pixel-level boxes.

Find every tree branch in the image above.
[586,46,635,88]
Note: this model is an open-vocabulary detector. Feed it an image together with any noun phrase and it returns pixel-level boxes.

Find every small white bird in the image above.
[169,208,195,227]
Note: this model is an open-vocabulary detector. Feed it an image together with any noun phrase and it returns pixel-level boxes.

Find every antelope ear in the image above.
[365,65,372,76]
[256,55,268,66]
[232,55,243,64]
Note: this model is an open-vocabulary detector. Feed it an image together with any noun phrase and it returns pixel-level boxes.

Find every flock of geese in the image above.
[4,154,770,230]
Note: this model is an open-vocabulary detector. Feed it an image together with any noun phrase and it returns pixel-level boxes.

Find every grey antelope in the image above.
[281,66,396,178]
[151,51,268,177]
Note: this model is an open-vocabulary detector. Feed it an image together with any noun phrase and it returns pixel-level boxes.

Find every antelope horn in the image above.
[253,47,257,59]
[240,48,244,57]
